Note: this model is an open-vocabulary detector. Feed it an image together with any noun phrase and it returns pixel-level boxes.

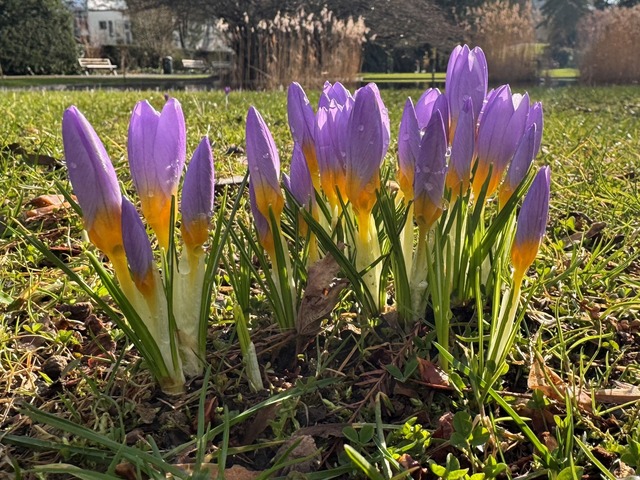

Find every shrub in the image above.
[460,0,537,83]
[578,5,640,85]
[0,0,79,75]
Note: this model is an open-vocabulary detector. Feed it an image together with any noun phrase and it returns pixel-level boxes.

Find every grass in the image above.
[1,85,640,478]
[0,73,213,89]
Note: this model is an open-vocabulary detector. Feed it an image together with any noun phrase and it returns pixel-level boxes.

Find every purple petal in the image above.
[246,106,281,193]
[415,88,442,130]
[287,82,315,148]
[397,98,420,198]
[155,98,187,196]
[512,166,551,273]
[445,45,488,132]
[505,124,536,195]
[181,136,215,227]
[476,85,529,174]
[248,186,269,244]
[414,109,447,209]
[62,106,122,232]
[345,84,386,195]
[128,98,186,199]
[527,102,544,158]
[449,97,475,185]
[288,143,314,208]
[121,196,153,285]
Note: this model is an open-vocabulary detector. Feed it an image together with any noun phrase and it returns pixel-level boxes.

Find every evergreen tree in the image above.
[541,0,590,48]
[0,0,79,75]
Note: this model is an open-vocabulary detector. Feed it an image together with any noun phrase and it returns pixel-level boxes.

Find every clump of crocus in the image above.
[62,98,217,393]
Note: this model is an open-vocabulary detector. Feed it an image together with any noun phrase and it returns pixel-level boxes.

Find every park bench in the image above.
[78,58,118,75]
[181,59,208,72]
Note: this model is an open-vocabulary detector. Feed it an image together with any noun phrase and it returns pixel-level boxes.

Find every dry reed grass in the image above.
[461,0,537,83]
[578,5,640,85]
[222,8,367,89]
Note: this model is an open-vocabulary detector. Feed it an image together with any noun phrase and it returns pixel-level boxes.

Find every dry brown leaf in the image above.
[528,354,592,412]
[275,435,321,475]
[241,402,279,445]
[171,464,259,480]
[296,252,348,337]
[594,381,640,404]
[417,358,450,388]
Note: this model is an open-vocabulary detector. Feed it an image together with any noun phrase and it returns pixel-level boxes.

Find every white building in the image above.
[86,0,132,46]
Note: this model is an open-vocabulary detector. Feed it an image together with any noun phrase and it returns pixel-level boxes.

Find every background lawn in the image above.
[1,85,640,478]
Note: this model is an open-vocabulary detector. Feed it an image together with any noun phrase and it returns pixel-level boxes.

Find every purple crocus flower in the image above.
[511,166,551,279]
[128,97,186,250]
[446,97,475,200]
[473,85,530,198]
[345,83,389,218]
[224,86,231,95]
[397,98,421,201]
[181,137,215,251]
[62,106,123,258]
[498,124,537,208]
[415,88,450,135]
[288,82,319,190]
[246,106,284,256]
[445,45,488,140]
[413,109,448,231]
[121,196,155,297]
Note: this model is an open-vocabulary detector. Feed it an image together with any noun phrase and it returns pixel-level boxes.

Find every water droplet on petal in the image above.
[358,124,365,132]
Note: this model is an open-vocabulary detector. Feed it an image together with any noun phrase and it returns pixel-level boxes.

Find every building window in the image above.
[108,20,113,37]
[124,21,130,30]
[99,21,107,30]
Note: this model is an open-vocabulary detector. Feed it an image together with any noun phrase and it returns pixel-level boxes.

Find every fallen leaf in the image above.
[417,358,450,388]
[296,252,349,337]
[241,402,279,445]
[115,462,137,480]
[28,194,69,209]
[527,353,592,412]
[398,453,428,480]
[594,381,640,404]
[275,435,321,475]
[432,412,454,440]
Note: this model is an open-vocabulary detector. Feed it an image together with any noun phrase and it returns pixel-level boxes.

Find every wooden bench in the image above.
[181,59,208,72]
[78,58,117,75]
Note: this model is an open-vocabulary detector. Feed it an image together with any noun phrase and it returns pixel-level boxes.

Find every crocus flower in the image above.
[446,97,475,200]
[414,110,448,231]
[445,45,488,139]
[246,106,284,256]
[473,85,530,199]
[224,86,231,95]
[121,197,155,298]
[345,83,389,220]
[288,82,319,190]
[128,97,186,250]
[498,124,537,208]
[181,137,215,252]
[415,88,450,135]
[397,98,421,201]
[62,106,123,259]
[511,166,550,280]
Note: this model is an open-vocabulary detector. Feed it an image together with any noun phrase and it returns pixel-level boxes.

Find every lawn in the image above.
[1,85,640,479]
